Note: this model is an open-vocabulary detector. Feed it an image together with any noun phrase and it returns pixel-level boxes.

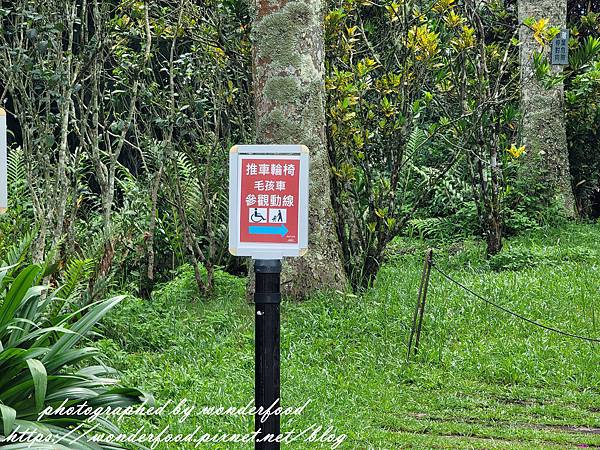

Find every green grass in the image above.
[100,222,600,449]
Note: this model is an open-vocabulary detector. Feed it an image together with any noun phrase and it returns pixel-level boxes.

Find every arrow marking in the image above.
[248,224,289,237]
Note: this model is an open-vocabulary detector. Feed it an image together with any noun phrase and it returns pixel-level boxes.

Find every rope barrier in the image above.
[431,262,600,344]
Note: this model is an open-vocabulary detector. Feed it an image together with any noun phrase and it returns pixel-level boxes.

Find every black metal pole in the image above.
[254,259,281,449]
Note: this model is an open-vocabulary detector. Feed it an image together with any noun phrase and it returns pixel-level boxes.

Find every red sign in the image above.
[239,157,300,244]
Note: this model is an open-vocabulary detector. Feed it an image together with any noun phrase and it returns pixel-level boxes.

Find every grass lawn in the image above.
[101,222,600,449]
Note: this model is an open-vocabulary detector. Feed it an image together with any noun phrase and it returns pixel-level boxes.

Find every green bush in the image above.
[103,264,246,352]
[565,11,600,216]
[489,245,599,271]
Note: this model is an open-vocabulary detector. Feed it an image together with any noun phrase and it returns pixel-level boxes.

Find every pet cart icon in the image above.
[269,208,287,224]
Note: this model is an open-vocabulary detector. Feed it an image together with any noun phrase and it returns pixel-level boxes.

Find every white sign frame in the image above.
[229,145,309,260]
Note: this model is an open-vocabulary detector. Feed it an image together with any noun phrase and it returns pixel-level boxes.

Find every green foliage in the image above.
[489,245,597,271]
[96,1,252,295]
[564,29,600,215]
[326,0,523,286]
[58,258,95,303]
[0,148,35,255]
[0,260,149,448]
[0,0,252,298]
[529,10,600,217]
[501,153,570,236]
[103,223,600,448]
[0,0,595,301]
[325,0,454,288]
[103,264,245,352]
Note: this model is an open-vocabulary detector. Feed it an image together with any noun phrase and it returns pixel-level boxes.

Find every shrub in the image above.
[488,246,599,271]
[103,264,247,352]
[0,263,150,449]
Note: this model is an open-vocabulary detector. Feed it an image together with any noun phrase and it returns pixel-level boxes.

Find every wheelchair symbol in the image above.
[250,208,267,223]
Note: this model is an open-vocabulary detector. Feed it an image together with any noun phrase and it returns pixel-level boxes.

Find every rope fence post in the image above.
[414,249,433,356]
[407,249,433,361]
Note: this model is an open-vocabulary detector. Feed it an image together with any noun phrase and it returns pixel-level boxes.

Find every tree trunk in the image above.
[518,0,576,217]
[252,0,348,298]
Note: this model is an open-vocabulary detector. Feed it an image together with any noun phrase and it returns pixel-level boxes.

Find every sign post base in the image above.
[254,259,281,449]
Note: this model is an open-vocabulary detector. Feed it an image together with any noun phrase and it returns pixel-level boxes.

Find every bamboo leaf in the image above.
[26,359,47,412]
[0,403,16,435]
[43,296,125,363]
[0,266,42,331]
